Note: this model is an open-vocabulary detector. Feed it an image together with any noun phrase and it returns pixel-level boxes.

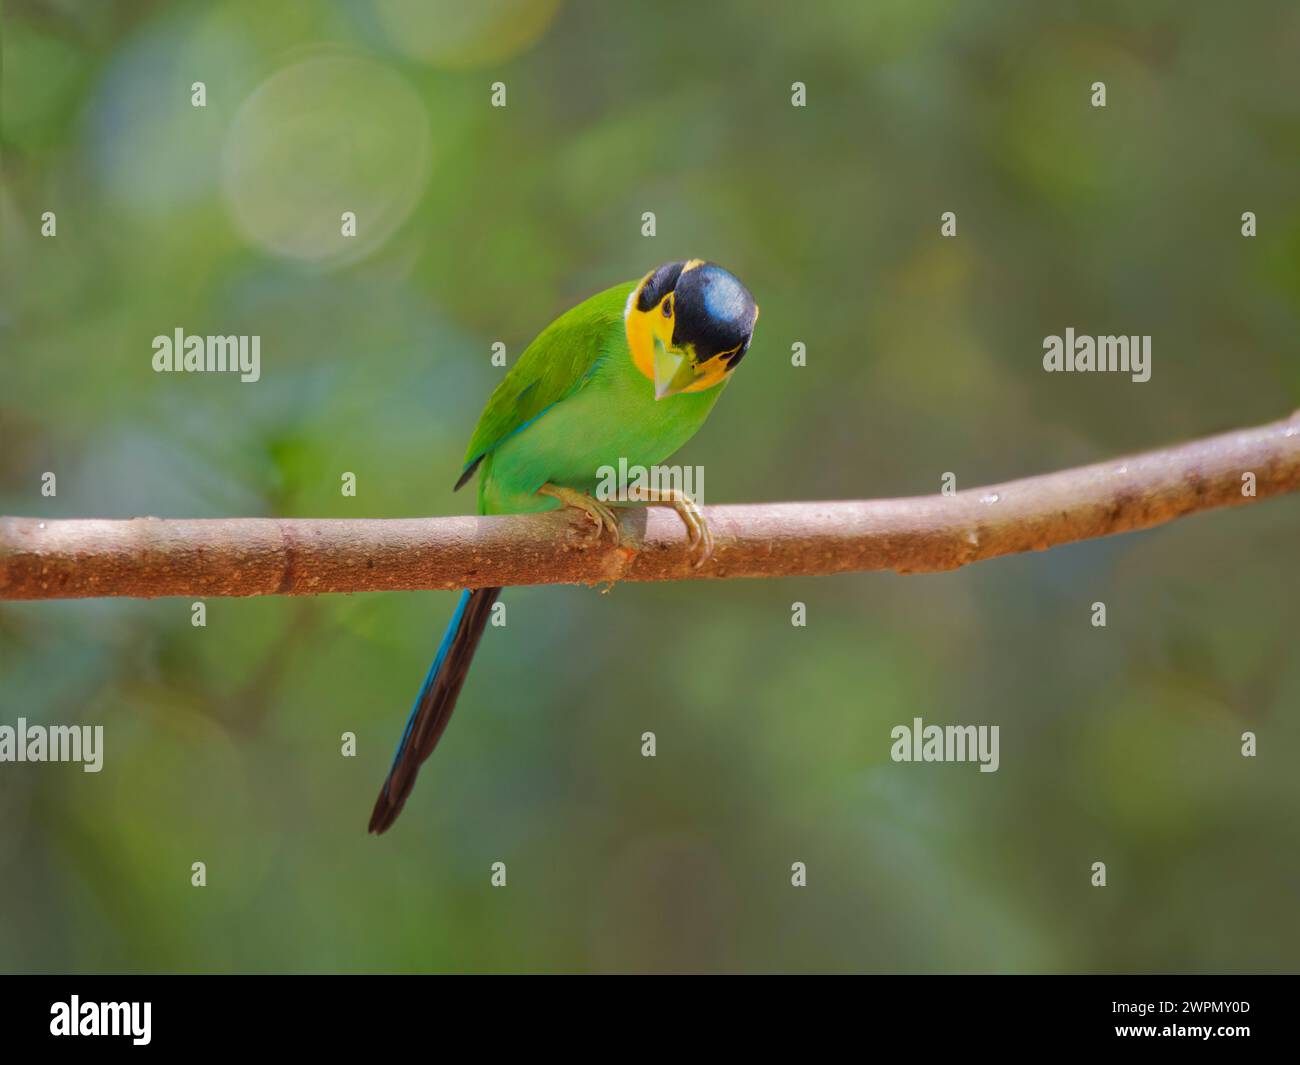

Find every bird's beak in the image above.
[653,339,696,400]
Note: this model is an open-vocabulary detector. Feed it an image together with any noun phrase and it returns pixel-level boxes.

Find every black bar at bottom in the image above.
[0,974,1291,1051]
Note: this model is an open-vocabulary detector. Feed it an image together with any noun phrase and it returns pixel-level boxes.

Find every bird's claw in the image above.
[678,498,713,569]
[583,496,621,546]
[538,483,621,547]
[627,486,712,568]
[541,482,712,565]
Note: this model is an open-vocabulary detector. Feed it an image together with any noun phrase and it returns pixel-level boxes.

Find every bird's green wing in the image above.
[455,282,634,489]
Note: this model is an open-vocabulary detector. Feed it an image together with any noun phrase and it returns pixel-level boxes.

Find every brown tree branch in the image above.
[2,414,1298,600]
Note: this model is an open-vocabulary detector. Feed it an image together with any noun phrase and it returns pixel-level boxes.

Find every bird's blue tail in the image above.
[368,586,501,834]
[392,589,472,767]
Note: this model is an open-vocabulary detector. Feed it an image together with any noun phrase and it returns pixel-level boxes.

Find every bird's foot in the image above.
[537,483,621,546]
[626,485,713,568]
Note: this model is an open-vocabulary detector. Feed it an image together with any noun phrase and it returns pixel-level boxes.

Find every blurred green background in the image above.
[3,0,1299,973]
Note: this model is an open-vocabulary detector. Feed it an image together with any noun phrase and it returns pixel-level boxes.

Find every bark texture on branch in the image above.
[2,414,1298,601]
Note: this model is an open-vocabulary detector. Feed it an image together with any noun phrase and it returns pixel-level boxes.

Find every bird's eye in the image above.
[662,298,672,317]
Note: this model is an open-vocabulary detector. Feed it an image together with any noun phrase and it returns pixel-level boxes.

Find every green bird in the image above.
[369,259,758,833]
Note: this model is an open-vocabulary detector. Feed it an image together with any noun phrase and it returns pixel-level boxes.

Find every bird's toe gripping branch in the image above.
[535,481,713,567]
[537,483,622,547]
[625,485,714,568]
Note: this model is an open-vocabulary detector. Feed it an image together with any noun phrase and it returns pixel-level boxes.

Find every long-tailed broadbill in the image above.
[369,259,759,833]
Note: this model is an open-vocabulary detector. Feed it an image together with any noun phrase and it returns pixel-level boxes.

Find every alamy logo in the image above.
[1042,329,1151,383]
[890,717,1000,773]
[50,996,151,1045]
[594,458,704,504]
[152,328,261,382]
[0,719,103,772]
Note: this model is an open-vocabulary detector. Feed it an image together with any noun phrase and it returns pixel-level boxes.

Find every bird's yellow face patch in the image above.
[625,259,753,400]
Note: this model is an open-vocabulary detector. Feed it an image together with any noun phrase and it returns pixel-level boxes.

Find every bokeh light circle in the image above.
[371,0,562,69]
[221,53,431,264]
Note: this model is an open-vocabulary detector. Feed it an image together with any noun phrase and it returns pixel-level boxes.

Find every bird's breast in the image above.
[478,349,724,514]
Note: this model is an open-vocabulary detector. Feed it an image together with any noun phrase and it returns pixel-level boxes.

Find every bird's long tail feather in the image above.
[368,586,501,834]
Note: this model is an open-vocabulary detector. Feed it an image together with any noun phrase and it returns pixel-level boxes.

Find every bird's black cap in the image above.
[671,262,757,367]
